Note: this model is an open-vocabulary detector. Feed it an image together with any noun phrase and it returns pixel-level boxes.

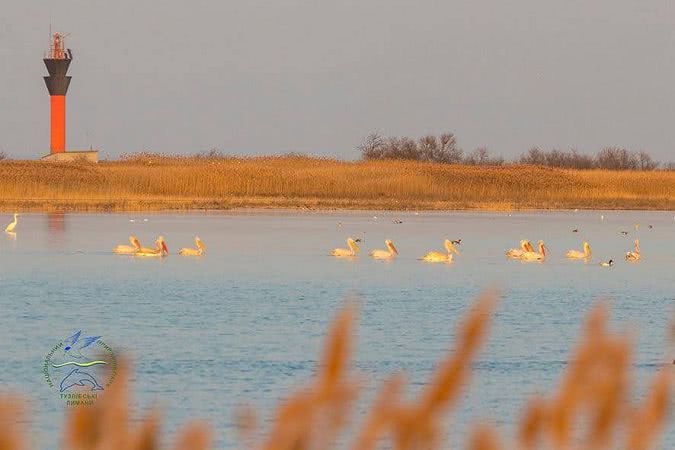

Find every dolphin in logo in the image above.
[59,368,104,392]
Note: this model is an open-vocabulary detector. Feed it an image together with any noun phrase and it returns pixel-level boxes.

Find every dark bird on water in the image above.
[393,219,403,224]
[620,231,629,236]
[451,239,462,245]
[572,228,579,233]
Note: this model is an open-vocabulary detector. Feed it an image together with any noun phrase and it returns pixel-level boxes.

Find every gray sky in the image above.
[1,0,674,160]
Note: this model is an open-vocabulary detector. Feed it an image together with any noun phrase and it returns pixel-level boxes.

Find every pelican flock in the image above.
[98,217,650,267]
[102,232,648,266]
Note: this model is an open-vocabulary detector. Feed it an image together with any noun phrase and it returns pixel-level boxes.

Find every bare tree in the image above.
[438,133,463,163]
[519,147,547,165]
[384,137,403,159]
[566,150,594,169]
[541,149,594,169]
[360,132,662,171]
[636,151,658,170]
[0,149,6,160]
[520,147,653,170]
[400,138,420,160]
[465,147,487,165]
[359,133,385,160]
[359,132,463,163]
[597,147,638,170]
[418,135,439,161]
[464,147,502,165]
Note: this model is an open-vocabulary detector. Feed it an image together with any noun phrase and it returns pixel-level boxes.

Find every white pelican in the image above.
[420,239,460,263]
[520,240,547,261]
[113,236,141,254]
[599,259,614,267]
[506,240,534,258]
[566,241,591,259]
[4,213,18,233]
[136,236,169,257]
[625,239,640,262]
[179,236,206,256]
[331,238,360,257]
[369,240,398,259]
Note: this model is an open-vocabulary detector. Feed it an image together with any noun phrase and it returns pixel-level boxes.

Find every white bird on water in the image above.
[519,240,547,261]
[179,236,206,256]
[135,236,169,257]
[566,241,592,260]
[112,236,141,254]
[506,240,534,259]
[369,240,399,260]
[420,240,460,263]
[625,239,640,262]
[4,213,18,233]
[331,238,360,257]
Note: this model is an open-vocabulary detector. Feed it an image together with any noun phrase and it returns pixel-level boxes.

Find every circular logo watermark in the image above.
[43,331,117,406]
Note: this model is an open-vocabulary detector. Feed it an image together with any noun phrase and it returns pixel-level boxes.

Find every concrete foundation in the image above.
[41,150,98,163]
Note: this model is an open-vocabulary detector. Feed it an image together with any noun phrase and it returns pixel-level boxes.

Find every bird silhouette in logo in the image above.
[63,331,101,360]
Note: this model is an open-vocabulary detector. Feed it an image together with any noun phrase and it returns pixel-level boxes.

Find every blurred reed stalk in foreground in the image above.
[0,291,672,450]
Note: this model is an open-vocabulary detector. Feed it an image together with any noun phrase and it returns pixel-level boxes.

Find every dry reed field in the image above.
[0,291,672,450]
[0,156,674,211]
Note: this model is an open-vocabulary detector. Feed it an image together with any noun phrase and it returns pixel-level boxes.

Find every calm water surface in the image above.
[0,210,673,449]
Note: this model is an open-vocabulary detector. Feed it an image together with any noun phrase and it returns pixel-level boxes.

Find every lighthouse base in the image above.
[42,150,98,163]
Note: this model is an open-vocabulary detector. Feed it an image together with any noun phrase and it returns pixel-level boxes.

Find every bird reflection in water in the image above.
[47,211,68,247]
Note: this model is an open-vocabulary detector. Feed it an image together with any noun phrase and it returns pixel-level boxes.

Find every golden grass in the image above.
[1,291,671,450]
[0,156,674,211]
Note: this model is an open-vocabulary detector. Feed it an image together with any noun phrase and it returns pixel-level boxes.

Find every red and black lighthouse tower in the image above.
[43,33,72,154]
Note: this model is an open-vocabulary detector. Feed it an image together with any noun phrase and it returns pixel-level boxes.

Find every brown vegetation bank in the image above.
[0,155,674,212]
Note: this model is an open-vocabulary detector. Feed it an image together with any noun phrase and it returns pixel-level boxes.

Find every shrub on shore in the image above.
[359,132,666,171]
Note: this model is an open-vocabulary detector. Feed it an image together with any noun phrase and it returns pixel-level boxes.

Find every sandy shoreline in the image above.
[1,197,673,213]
